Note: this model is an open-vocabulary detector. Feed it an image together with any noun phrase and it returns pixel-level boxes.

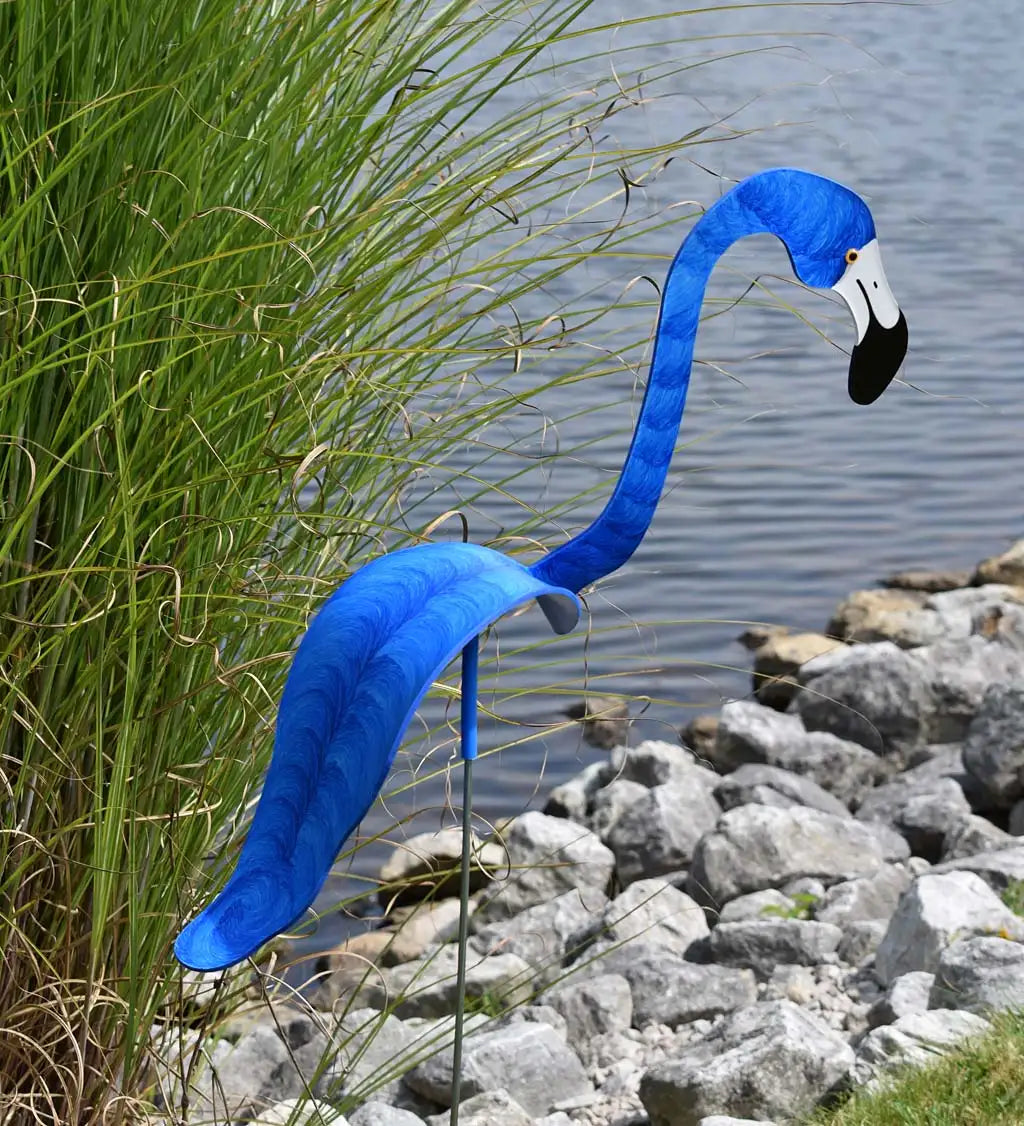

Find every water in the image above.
[291,0,1024,960]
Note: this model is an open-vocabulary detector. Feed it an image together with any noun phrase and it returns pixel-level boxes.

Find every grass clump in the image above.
[0,2,762,1122]
[806,1010,1024,1126]
[1000,879,1024,916]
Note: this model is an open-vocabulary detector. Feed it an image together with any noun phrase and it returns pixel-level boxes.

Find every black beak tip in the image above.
[848,309,909,406]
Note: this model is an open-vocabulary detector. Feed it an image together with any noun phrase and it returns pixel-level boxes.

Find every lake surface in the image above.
[293,0,1024,959]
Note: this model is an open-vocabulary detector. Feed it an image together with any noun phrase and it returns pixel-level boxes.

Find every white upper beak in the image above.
[831,238,901,343]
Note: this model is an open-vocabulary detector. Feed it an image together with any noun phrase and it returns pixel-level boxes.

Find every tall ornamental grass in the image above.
[0,1,764,1122]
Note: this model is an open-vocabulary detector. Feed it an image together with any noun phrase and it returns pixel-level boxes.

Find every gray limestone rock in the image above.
[852,1010,991,1090]
[639,1001,854,1125]
[378,828,506,907]
[929,935,1024,1014]
[795,637,1024,754]
[589,779,650,841]
[718,889,796,924]
[714,700,888,805]
[425,1088,532,1126]
[709,919,843,980]
[544,761,612,823]
[251,1101,348,1126]
[688,805,898,909]
[932,845,1024,893]
[188,1025,299,1122]
[794,641,934,752]
[941,815,1016,861]
[609,740,720,791]
[405,1021,592,1116]
[855,776,970,861]
[471,887,607,985]
[325,1008,423,1105]
[603,779,721,885]
[474,812,614,923]
[349,1104,424,1126]
[874,871,1024,984]
[814,865,912,927]
[578,940,756,1029]
[570,877,710,961]
[838,920,888,965]
[963,684,1024,808]
[866,971,935,1028]
[713,763,849,818]
[544,974,633,1065]
[358,944,533,1019]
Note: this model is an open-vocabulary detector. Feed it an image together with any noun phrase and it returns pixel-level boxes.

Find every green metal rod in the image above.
[450,637,479,1125]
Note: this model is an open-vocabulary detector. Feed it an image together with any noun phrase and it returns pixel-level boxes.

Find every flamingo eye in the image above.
[845,248,860,265]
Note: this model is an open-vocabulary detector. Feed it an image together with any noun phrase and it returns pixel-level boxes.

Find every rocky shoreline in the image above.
[158,537,1024,1126]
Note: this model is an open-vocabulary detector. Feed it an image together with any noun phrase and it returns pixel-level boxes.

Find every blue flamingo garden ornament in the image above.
[175,167,908,1115]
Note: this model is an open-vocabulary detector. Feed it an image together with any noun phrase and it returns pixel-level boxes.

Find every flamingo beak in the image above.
[832,238,908,405]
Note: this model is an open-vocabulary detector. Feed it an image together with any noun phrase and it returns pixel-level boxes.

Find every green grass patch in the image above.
[806,1010,1024,1126]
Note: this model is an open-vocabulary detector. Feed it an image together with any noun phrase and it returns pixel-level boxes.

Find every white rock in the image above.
[929,935,1024,1014]
[250,1100,347,1126]
[472,886,607,985]
[425,1088,532,1126]
[574,877,710,959]
[474,812,614,923]
[639,1001,853,1125]
[349,1103,424,1126]
[688,805,899,908]
[875,871,1024,984]
[405,1021,592,1115]
[853,1010,991,1089]
[866,971,935,1028]
[359,943,533,1019]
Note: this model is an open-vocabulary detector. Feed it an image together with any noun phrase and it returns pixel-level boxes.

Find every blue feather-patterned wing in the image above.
[174,542,579,971]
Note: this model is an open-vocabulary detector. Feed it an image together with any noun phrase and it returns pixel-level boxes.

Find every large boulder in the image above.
[571,877,710,960]
[714,701,887,805]
[405,1020,591,1115]
[639,1001,853,1125]
[604,942,757,1028]
[962,684,1024,809]
[688,805,903,909]
[473,812,614,923]
[602,780,722,885]
[378,828,506,907]
[795,637,1024,754]
[544,974,633,1065]
[852,1011,990,1090]
[471,887,607,985]
[855,775,970,861]
[709,919,843,980]
[929,935,1024,1014]
[874,871,1024,984]
[713,764,849,818]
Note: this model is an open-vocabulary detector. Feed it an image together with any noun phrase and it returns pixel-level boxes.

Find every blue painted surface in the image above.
[531,167,876,595]
[174,544,578,970]
[176,169,896,972]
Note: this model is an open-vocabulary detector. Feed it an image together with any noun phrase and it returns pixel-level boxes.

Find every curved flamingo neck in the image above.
[530,187,770,599]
